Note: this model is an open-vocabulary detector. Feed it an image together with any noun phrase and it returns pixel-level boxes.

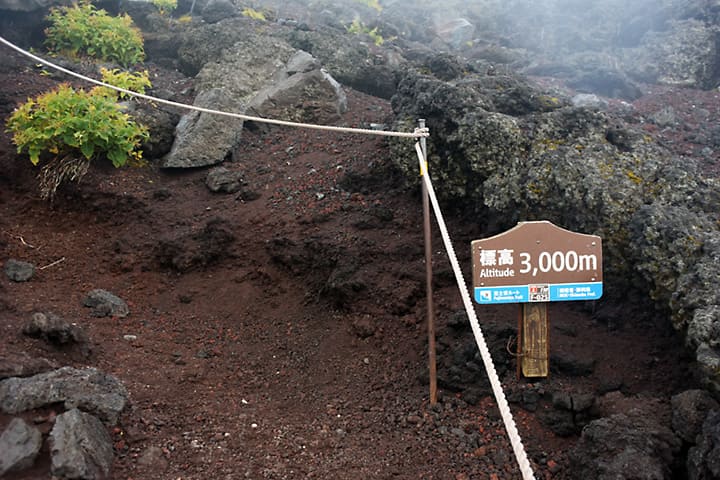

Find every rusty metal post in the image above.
[419,119,437,405]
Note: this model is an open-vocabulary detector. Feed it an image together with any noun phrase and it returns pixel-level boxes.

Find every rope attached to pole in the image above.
[413,141,537,480]
[1,31,533,477]
[0,35,428,140]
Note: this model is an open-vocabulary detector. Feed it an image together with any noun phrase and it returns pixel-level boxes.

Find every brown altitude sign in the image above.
[471,220,603,377]
[471,220,603,291]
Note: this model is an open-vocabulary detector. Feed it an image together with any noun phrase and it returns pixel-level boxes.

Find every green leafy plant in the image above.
[45,1,144,66]
[95,67,152,99]
[5,83,149,199]
[152,0,177,15]
[346,18,385,46]
[241,7,266,21]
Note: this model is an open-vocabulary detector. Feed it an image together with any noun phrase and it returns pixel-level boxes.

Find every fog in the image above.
[167,0,717,93]
[259,0,697,60]
[392,0,683,53]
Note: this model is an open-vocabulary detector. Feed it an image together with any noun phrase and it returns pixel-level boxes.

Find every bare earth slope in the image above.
[0,48,699,479]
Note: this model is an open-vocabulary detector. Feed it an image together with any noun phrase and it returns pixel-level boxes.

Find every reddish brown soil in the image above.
[0,47,699,479]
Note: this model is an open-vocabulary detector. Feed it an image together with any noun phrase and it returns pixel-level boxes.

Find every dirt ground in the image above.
[0,46,706,479]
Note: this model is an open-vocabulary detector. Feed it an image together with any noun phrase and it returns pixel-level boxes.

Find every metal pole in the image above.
[420,119,437,405]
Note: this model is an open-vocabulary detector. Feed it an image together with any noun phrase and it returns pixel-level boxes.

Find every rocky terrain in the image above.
[1,0,720,479]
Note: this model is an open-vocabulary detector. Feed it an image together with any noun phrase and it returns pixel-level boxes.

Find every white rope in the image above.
[1,31,531,475]
[414,141,537,480]
[0,35,428,139]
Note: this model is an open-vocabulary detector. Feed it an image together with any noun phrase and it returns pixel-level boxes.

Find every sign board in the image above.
[471,221,603,305]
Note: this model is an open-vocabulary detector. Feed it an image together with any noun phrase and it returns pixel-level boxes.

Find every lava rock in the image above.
[0,366,128,425]
[539,409,577,437]
[200,0,237,24]
[0,352,56,381]
[50,408,113,480]
[155,218,236,272]
[83,289,130,318]
[4,259,35,282]
[672,389,720,444]
[23,312,90,355]
[687,410,720,480]
[0,418,42,476]
[206,167,244,194]
[570,411,681,479]
[162,87,243,168]
[550,353,596,377]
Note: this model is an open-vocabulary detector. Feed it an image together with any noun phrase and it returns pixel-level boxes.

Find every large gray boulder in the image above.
[161,88,244,168]
[389,65,720,388]
[247,51,348,124]
[165,23,297,168]
[622,19,720,89]
[176,17,283,77]
[165,24,347,168]
[200,0,237,23]
[0,418,43,476]
[391,70,658,283]
[0,367,128,425]
[688,410,720,480]
[435,18,475,48]
[628,203,720,391]
[50,408,114,480]
[672,389,720,444]
[277,27,405,99]
[569,411,681,479]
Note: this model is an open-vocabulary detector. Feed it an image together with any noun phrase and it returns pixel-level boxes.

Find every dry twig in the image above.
[39,257,66,270]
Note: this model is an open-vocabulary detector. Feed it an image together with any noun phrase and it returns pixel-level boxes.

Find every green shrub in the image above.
[95,67,152,99]
[346,18,385,46]
[45,1,144,66]
[152,0,177,15]
[5,83,149,199]
[241,8,266,21]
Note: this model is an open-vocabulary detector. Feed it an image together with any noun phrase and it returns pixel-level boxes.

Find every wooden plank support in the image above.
[520,303,549,377]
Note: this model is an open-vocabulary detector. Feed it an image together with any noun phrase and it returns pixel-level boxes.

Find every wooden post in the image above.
[420,119,437,405]
[520,303,549,377]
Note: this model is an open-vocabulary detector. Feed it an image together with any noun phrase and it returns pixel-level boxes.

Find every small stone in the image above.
[23,312,90,356]
[4,259,35,282]
[351,315,376,338]
[83,289,129,318]
[206,167,243,194]
[406,415,422,425]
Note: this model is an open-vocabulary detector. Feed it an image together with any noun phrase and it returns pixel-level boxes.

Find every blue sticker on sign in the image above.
[474,282,602,304]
